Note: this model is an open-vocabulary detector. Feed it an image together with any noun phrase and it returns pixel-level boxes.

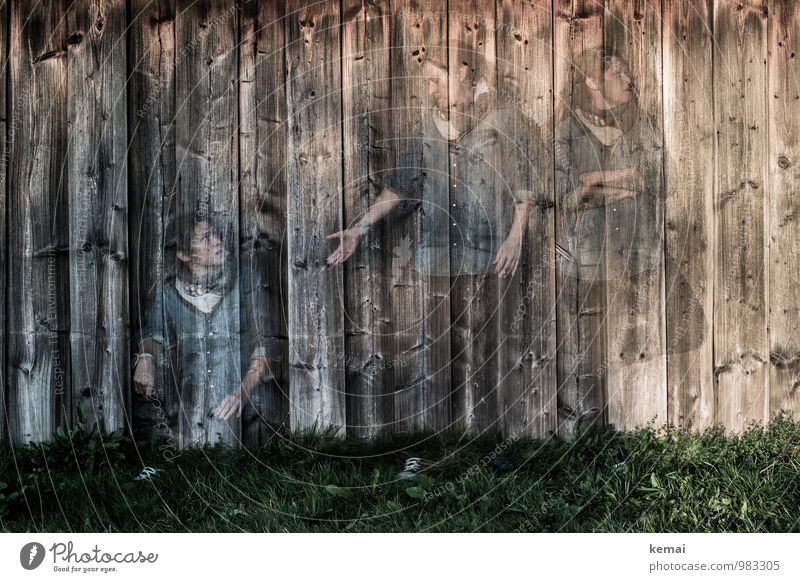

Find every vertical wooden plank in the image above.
[8,1,72,445]
[65,0,129,435]
[603,0,667,430]
[448,0,497,434]
[414,1,450,434]
[713,0,769,432]
[0,0,7,442]
[389,0,449,434]
[496,0,558,438]
[239,0,289,445]
[663,0,715,429]
[553,0,606,438]
[175,0,240,445]
[768,0,800,420]
[128,0,178,445]
[285,0,346,433]
[341,0,393,439]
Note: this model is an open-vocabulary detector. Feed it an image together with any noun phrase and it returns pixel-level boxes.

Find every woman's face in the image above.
[181,221,224,268]
[599,56,633,107]
[424,61,451,110]
[423,61,472,110]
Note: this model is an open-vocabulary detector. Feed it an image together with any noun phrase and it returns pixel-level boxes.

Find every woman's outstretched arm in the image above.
[325,187,401,265]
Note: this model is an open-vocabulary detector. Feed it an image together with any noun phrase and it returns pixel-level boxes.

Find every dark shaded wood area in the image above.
[0,0,7,442]
[2,0,799,447]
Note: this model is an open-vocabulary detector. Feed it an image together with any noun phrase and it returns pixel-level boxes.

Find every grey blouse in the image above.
[137,267,282,443]
[384,103,544,276]
[554,110,664,280]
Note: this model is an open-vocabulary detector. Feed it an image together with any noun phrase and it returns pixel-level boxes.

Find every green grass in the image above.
[2,419,799,532]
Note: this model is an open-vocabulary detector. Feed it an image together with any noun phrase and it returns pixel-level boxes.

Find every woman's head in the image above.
[178,221,224,268]
[422,59,453,110]
[175,211,232,276]
[422,42,492,111]
[574,47,636,111]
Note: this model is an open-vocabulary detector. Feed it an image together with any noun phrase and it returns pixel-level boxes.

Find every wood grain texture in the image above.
[128,0,178,446]
[175,0,240,445]
[603,0,666,430]
[553,0,606,439]
[0,0,7,441]
[713,0,769,432]
[285,0,346,433]
[496,0,557,438]
[65,0,129,435]
[663,0,715,429]
[5,0,800,446]
[341,0,393,438]
[768,0,800,421]
[239,0,289,445]
[448,0,498,434]
[7,0,72,445]
[389,0,449,433]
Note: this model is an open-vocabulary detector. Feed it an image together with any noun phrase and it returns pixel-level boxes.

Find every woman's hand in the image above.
[214,387,247,422]
[493,202,530,278]
[325,228,363,265]
[133,358,156,399]
[493,231,523,278]
[214,358,267,421]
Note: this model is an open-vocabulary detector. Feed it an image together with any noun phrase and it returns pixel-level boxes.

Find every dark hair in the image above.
[422,41,492,89]
[173,209,236,289]
[569,46,635,115]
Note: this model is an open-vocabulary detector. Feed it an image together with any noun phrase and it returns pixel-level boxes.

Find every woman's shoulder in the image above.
[555,110,584,137]
[485,102,547,146]
[147,277,175,300]
[490,101,531,126]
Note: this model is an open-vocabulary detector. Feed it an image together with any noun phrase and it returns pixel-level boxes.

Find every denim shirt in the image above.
[554,110,664,280]
[384,103,542,276]
[137,267,281,444]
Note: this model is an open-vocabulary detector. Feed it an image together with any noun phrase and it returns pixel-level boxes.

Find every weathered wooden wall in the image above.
[1,0,799,447]
[0,0,7,442]
[8,1,72,444]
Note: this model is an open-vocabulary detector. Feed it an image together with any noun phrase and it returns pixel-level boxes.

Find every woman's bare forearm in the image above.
[241,356,269,396]
[358,187,401,226]
[579,168,637,187]
[508,202,531,238]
